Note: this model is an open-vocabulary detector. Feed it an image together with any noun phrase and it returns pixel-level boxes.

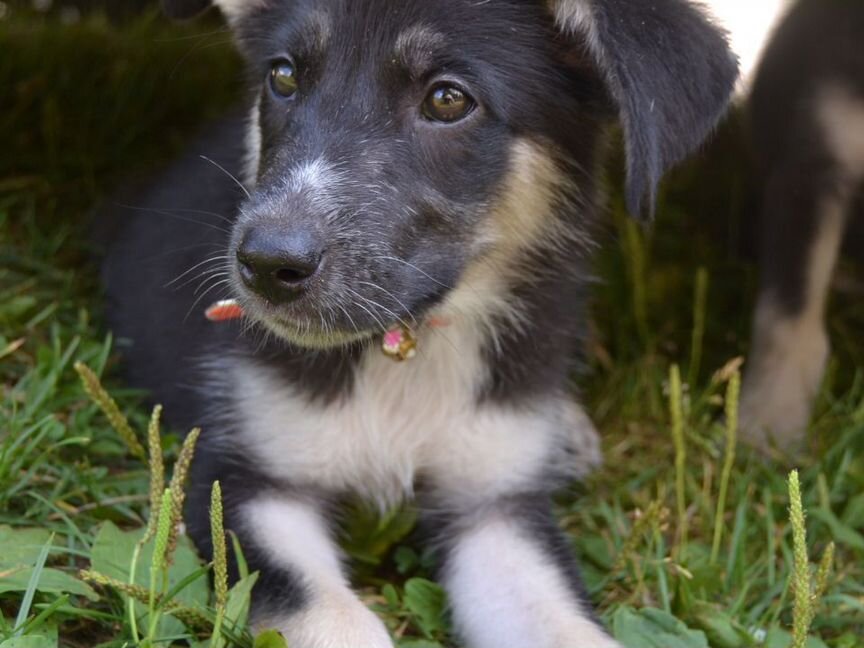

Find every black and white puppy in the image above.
[740,0,864,446]
[103,0,736,645]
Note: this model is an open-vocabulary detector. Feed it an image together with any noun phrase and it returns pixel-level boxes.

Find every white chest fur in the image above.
[228,318,599,508]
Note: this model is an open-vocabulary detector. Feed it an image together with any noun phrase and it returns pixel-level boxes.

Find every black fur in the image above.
[749,0,864,316]
[566,0,739,216]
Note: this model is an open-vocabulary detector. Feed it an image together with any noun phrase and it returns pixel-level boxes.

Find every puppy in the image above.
[102,1,736,645]
[740,0,864,447]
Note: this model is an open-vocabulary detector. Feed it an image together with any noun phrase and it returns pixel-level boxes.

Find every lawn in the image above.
[1,6,863,648]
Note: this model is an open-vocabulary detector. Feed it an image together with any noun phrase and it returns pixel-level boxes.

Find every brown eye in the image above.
[270,60,298,98]
[423,84,475,123]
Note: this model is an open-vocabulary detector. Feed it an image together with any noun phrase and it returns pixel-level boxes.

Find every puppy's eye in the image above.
[422,84,475,123]
[270,60,299,98]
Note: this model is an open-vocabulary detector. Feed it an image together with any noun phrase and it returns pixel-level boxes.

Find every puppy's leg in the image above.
[241,495,394,647]
[186,469,393,648]
[435,496,621,648]
[740,163,849,447]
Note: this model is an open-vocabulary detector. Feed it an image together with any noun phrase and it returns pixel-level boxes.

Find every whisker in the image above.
[335,303,361,338]
[371,255,453,289]
[347,288,412,332]
[174,266,229,292]
[356,280,418,325]
[193,272,230,296]
[143,242,226,262]
[148,205,235,225]
[346,293,388,334]
[199,155,252,200]
[184,279,233,322]
[165,255,232,288]
[116,202,231,235]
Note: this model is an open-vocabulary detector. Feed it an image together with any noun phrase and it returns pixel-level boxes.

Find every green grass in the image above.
[2,8,864,648]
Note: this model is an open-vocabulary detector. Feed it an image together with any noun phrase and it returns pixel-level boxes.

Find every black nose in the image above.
[236,227,322,304]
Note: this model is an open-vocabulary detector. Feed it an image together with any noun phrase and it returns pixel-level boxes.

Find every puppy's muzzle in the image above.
[236,226,323,304]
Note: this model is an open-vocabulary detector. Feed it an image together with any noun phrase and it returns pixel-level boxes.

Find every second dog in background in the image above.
[741,0,864,447]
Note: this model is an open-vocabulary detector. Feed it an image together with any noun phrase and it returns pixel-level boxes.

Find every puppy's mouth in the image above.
[205,297,414,354]
[206,297,436,361]
[257,312,379,349]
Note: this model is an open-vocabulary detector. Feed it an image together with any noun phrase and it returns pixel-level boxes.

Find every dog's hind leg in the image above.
[434,495,621,648]
[740,162,850,448]
[741,87,864,448]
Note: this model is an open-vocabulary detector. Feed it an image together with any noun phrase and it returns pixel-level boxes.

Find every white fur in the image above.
[285,157,348,226]
[232,328,598,510]
[444,514,621,648]
[288,158,332,194]
[740,297,830,445]
[819,85,864,180]
[213,0,264,23]
[550,0,600,55]
[247,497,394,648]
[741,85,862,444]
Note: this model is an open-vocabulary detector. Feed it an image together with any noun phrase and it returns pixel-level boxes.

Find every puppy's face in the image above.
[165,0,738,348]
[229,0,590,346]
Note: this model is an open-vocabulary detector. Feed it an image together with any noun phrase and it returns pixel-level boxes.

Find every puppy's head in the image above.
[166,0,737,348]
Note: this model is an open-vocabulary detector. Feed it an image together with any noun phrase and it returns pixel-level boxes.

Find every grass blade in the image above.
[13,533,55,636]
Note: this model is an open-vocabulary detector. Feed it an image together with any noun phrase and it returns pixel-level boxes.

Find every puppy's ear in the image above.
[161,0,212,20]
[552,0,739,217]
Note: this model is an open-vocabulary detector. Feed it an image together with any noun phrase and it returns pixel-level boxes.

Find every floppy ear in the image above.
[552,0,739,217]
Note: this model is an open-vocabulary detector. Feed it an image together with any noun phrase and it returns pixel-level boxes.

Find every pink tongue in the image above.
[205,300,245,322]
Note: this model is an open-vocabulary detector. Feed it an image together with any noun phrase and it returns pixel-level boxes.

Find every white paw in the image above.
[740,314,829,448]
[260,592,394,648]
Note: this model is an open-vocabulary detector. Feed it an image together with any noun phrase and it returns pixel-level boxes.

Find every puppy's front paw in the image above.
[260,592,394,648]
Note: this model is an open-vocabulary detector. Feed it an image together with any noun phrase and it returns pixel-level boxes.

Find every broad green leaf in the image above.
[0,623,57,648]
[577,535,614,570]
[393,547,420,575]
[613,606,709,648]
[343,506,418,566]
[381,583,400,609]
[689,603,752,648]
[402,578,447,639]
[224,572,259,632]
[0,567,97,601]
[0,528,55,568]
[0,637,57,648]
[253,629,288,648]
[89,521,209,638]
[90,521,208,608]
[397,640,446,648]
